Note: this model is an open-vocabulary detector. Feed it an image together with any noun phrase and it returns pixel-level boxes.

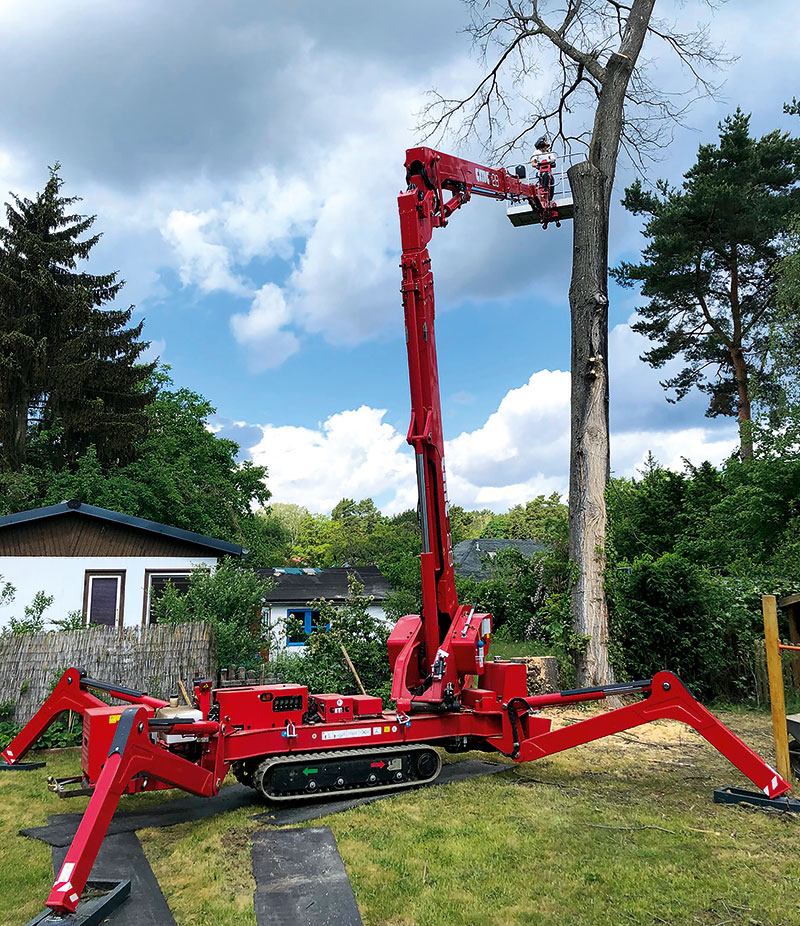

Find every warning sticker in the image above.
[321,726,373,741]
[108,714,121,724]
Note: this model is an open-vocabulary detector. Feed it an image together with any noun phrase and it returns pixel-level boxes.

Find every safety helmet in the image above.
[534,135,549,150]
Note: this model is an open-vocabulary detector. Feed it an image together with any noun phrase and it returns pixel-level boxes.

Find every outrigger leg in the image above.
[516,671,791,801]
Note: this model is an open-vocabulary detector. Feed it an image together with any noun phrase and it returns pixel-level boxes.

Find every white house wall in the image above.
[0,556,218,630]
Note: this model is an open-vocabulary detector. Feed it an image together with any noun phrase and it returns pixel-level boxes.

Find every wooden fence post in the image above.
[762,595,792,783]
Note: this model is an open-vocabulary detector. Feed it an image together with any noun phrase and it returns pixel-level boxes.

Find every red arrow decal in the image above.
[370,761,386,769]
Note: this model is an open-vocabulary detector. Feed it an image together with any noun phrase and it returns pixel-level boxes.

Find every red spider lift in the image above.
[3,147,794,923]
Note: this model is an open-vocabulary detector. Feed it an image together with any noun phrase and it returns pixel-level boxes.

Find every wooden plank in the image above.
[779,592,800,608]
[762,595,793,783]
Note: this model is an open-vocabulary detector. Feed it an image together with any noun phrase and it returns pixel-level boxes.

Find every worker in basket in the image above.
[531,135,556,204]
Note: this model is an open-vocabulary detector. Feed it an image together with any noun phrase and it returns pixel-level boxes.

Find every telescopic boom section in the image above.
[397,147,558,701]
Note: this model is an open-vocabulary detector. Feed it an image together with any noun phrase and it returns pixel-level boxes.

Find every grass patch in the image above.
[3,713,800,925]
[489,639,554,659]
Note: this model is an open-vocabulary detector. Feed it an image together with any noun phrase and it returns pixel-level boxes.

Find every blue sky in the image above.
[0,0,797,513]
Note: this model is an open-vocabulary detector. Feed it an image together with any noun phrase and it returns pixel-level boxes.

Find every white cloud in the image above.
[249,406,413,515]
[162,209,248,296]
[241,314,741,514]
[230,283,300,368]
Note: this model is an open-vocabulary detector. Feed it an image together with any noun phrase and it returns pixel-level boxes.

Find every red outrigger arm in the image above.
[515,672,790,800]
[3,669,223,916]
[46,706,218,915]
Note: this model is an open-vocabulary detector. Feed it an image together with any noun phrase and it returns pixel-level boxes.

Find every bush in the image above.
[608,553,763,701]
[0,690,82,751]
[273,575,392,702]
[152,559,274,668]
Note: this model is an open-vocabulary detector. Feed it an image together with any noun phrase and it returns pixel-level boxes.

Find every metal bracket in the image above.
[0,760,45,771]
[713,786,800,813]
[24,879,130,926]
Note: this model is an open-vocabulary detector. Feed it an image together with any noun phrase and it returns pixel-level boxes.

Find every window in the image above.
[285,609,325,646]
[145,572,192,625]
[84,572,125,626]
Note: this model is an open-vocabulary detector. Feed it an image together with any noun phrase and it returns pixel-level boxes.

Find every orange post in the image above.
[762,595,793,783]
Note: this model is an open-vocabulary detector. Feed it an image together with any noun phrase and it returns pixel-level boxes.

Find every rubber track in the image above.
[253,744,442,802]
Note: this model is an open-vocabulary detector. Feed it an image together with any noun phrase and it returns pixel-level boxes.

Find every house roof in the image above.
[453,538,546,580]
[0,500,244,557]
[260,566,391,603]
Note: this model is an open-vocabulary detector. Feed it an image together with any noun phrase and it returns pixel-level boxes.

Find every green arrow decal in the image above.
[302,767,318,776]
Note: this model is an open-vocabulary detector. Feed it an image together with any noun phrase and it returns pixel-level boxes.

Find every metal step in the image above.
[786,713,800,741]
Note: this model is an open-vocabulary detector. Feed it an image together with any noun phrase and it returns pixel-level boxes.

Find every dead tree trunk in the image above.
[423,0,718,685]
[568,11,655,686]
[568,160,613,685]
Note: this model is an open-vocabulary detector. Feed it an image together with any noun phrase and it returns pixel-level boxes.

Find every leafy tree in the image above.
[0,370,272,551]
[4,590,54,635]
[0,165,155,470]
[613,111,800,459]
[152,559,274,668]
[269,503,309,549]
[607,454,689,561]
[505,494,568,543]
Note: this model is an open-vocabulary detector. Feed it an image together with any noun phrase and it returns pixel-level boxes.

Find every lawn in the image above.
[2,709,799,926]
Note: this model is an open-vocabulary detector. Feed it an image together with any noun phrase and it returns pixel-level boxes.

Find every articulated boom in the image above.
[1,147,792,922]
[392,147,559,710]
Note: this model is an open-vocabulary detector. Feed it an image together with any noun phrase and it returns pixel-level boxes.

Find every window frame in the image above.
[83,570,126,627]
[142,569,194,626]
[285,608,326,647]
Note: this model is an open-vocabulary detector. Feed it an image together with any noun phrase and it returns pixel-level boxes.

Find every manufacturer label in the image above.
[321,726,373,741]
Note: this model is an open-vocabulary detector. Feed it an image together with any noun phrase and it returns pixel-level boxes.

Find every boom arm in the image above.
[397,147,561,698]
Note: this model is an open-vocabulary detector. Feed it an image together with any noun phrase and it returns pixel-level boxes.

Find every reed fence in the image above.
[0,622,217,723]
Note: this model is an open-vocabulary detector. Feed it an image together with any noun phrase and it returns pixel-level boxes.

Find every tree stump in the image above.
[505,656,559,695]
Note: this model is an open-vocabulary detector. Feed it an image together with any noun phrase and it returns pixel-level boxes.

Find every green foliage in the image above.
[505,494,568,541]
[5,591,53,635]
[0,369,272,554]
[613,110,800,457]
[606,453,800,700]
[152,559,274,669]
[608,453,800,581]
[608,554,762,701]
[51,610,87,632]
[274,575,392,701]
[0,576,15,611]
[0,164,155,471]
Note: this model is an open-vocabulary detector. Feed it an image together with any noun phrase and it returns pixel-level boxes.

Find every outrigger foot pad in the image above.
[0,760,45,771]
[714,786,800,813]
[23,879,130,926]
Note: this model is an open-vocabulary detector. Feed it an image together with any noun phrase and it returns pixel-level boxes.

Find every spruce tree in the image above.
[0,166,155,470]
[613,111,800,459]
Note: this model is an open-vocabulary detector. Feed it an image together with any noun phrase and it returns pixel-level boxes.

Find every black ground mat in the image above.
[22,783,259,846]
[23,759,507,846]
[251,758,507,825]
[51,832,176,925]
[252,827,362,926]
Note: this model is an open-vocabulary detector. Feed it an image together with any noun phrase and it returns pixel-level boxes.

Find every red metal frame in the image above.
[2,148,791,918]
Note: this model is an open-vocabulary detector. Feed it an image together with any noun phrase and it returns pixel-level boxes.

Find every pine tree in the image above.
[613,111,800,459]
[0,166,155,470]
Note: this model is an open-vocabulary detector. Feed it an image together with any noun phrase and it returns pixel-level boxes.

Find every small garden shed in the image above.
[260,566,391,651]
[0,500,243,629]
